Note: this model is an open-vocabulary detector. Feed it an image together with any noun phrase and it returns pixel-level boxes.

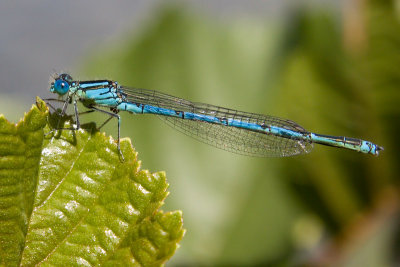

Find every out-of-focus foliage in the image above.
[0,98,184,266]
[78,1,399,266]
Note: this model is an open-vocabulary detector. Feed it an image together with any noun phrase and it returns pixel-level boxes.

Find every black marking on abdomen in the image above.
[344,137,362,146]
[221,117,228,125]
[175,111,185,119]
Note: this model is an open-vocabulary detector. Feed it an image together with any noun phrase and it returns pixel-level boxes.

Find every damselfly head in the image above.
[50,73,73,95]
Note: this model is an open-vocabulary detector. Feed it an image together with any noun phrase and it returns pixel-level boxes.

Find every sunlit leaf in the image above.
[0,98,184,266]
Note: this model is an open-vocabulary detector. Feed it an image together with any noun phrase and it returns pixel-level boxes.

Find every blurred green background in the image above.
[1,1,400,266]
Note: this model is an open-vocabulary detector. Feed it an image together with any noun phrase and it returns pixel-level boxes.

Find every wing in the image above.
[120,87,313,157]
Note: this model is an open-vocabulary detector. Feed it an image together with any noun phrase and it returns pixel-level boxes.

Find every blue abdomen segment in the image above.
[310,133,381,155]
[117,102,382,156]
[119,102,309,139]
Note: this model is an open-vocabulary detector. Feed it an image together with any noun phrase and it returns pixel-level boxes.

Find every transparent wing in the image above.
[120,87,314,157]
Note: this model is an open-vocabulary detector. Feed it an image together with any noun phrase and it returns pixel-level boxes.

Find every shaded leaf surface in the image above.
[0,98,47,266]
[0,98,184,266]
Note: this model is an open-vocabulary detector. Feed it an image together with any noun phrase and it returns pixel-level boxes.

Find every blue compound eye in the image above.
[52,79,70,95]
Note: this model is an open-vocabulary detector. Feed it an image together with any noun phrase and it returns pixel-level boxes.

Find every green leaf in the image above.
[0,97,48,266]
[0,98,184,266]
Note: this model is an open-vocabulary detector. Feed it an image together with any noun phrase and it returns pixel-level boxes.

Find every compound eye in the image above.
[53,79,70,95]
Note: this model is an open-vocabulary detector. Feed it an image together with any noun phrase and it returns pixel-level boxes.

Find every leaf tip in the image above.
[35,97,49,114]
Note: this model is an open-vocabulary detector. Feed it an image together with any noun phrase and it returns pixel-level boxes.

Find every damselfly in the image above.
[48,73,383,160]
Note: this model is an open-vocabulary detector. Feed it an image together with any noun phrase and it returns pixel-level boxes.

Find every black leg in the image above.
[54,96,81,131]
[45,96,72,136]
[98,116,114,131]
[45,98,125,161]
[55,98,81,131]
[89,106,124,161]
[44,102,59,113]
[42,98,64,102]
[60,96,70,117]
[73,99,80,130]
[44,98,95,117]
[78,110,95,116]
[43,98,65,113]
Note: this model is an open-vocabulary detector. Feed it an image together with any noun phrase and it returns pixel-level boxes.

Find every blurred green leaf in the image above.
[0,98,184,266]
[82,7,302,265]
[79,3,399,266]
